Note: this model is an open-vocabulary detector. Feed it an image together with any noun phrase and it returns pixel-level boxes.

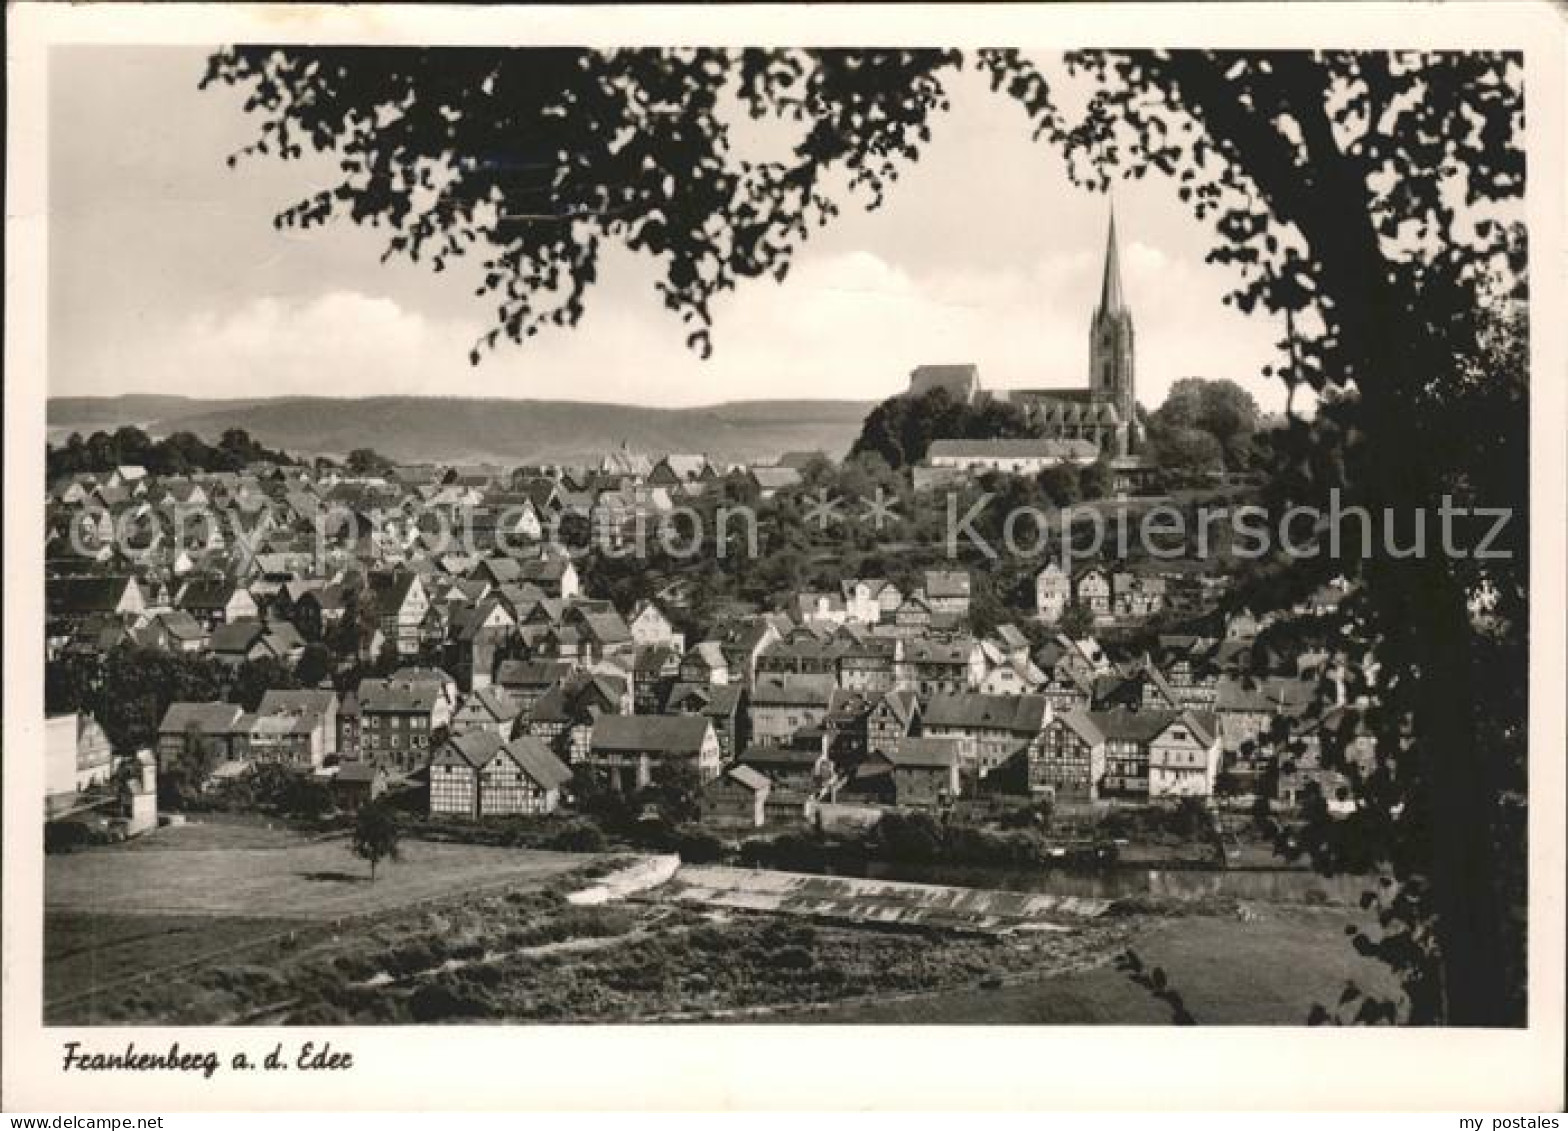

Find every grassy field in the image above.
[47,820,589,920]
[44,818,1405,1027]
[801,903,1398,1025]
[44,818,609,1022]
[45,912,301,1019]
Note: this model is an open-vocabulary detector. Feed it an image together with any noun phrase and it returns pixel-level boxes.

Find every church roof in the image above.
[1007,397,1123,427]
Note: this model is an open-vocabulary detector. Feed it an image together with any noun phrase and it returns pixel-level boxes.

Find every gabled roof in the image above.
[923,569,971,599]
[888,737,961,768]
[714,764,770,793]
[903,638,977,665]
[590,714,711,755]
[750,466,802,490]
[496,658,573,688]
[684,640,729,669]
[1142,665,1180,706]
[159,701,246,735]
[500,735,573,789]
[47,575,137,616]
[575,609,631,646]
[357,676,445,714]
[458,685,520,722]
[1088,707,1177,743]
[368,571,422,609]
[1214,675,1317,714]
[992,624,1029,649]
[433,728,506,769]
[922,693,1049,733]
[876,689,921,727]
[751,674,837,707]
[738,744,826,768]
[664,681,744,718]
[153,610,207,641]
[1160,709,1219,748]
[249,710,318,738]
[256,689,337,717]
[632,644,681,674]
[209,620,268,654]
[336,761,384,784]
[1050,708,1106,747]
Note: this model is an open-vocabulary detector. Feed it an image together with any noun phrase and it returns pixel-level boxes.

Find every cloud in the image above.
[73,239,1288,416]
[133,291,469,399]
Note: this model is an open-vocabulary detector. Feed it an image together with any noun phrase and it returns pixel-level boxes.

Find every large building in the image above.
[1008,206,1139,456]
[908,207,1140,458]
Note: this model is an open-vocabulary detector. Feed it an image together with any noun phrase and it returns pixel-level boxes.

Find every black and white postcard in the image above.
[5,1,1565,1114]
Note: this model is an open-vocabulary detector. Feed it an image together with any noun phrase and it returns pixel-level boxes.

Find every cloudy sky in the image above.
[50,45,1288,412]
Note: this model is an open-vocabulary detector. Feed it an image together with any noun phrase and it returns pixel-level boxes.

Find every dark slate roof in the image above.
[1214,676,1317,714]
[1051,708,1106,747]
[369,571,421,608]
[664,682,744,719]
[47,575,136,616]
[209,620,268,654]
[590,714,711,755]
[434,729,506,769]
[922,693,1049,733]
[633,644,681,674]
[159,701,246,735]
[496,659,573,688]
[923,569,972,598]
[176,577,237,609]
[460,685,520,721]
[1088,707,1178,743]
[357,677,445,714]
[503,736,574,790]
[738,745,826,768]
[257,689,337,717]
[903,638,976,665]
[750,674,837,707]
[888,737,961,768]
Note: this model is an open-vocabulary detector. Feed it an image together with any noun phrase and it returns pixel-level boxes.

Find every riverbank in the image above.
[800,902,1398,1025]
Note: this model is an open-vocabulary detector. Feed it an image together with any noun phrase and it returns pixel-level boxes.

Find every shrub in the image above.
[545,820,608,853]
[44,821,96,854]
[408,980,494,1022]
[672,828,727,864]
[771,946,815,971]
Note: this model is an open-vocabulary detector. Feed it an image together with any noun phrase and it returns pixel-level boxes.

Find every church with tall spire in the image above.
[905,204,1140,458]
[1005,204,1139,457]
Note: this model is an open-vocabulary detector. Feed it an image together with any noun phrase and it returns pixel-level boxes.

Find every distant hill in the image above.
[46,395,872,467]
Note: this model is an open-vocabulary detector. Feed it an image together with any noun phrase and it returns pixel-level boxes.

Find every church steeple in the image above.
[1096,202,1127,317]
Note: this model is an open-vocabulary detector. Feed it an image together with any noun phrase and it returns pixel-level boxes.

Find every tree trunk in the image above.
[1361,368,1512,1026]
[1407,558,1511,1025]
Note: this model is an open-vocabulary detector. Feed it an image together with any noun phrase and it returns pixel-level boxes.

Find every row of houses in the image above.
[58,455,1364,833]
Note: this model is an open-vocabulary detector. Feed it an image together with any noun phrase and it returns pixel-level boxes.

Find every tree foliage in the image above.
[46,644,228,755]
[848,388,1040,469]
[202,47,961,361]
[47,426,294,482]
[1147,377,1262,470]
[1147,426,1223,481]
[351,799,402,881]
